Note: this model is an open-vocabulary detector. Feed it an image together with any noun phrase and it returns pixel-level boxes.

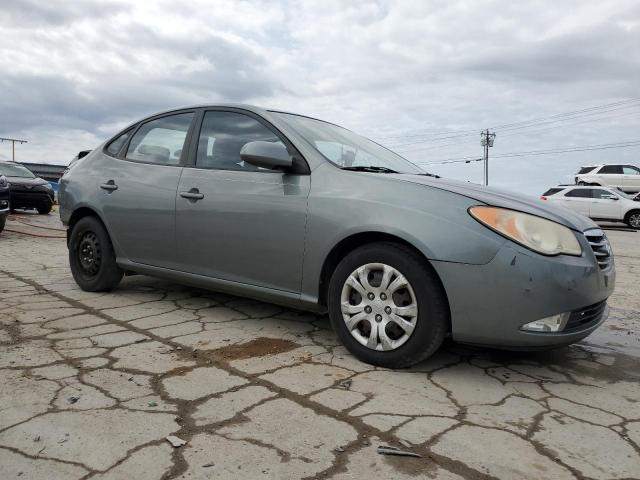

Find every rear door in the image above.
[590,189,622,220]
[595,165,624,188]
[561,188,592,216]
[622,165,640,191]
[175,109,310,293]
[97,111,195,268]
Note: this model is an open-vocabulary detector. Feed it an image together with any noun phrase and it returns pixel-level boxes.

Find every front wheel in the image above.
[37,203,52,215]
[327,242,449,368]
[68,216,123,291]
[626,210,640,229]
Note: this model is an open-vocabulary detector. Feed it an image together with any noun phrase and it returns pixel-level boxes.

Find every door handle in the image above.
[100,180,118,192]
[179,188,204,201]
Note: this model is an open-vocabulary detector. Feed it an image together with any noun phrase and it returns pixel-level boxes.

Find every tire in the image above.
[327,242,449,368]
[68,216,123,291]
[626,210,640,229]
[0,215,5,233]
[37,204,52,215]
[578,181,587,186]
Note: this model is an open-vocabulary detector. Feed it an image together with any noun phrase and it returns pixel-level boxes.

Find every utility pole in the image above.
[0,137,28,162]
[480,130,496,186]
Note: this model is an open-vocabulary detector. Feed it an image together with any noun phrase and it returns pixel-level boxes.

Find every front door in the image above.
[98,111,194,268]
[590,189,622,220]
[175,110,310,293]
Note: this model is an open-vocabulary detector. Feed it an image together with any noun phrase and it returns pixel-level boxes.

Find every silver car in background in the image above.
[59,105,615,367]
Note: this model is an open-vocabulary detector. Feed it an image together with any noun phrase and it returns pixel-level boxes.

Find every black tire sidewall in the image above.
[328,242,448,368]
[69,217,122,291]
[627,210,640,230]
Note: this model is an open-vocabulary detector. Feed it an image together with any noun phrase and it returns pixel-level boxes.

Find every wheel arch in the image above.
[317,231,450,315]
[624,208,640,227]
[67,206,110,245]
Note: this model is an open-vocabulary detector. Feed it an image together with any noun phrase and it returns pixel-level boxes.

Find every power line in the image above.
[417,139,640,165]
[380,98,640,147]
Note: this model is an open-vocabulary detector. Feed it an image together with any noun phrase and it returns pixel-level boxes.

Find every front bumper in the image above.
[9,189,54,208]
[432,231,615,349]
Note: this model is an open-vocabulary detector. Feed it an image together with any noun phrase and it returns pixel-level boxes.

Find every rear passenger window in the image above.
[126,113,194,165]
[599,165,622,174]
[105,129,133,156]
[565,189,592,198]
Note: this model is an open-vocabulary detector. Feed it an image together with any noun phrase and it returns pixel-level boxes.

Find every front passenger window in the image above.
[195,111,285,171]
[126,113,194,165]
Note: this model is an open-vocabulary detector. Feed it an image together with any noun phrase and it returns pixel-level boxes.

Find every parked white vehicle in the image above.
[575,164,640,193]
[541,185,640,229]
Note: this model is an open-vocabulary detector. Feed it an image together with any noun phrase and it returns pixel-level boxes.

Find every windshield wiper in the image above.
[417,172,441,178]
[341,166,399,173]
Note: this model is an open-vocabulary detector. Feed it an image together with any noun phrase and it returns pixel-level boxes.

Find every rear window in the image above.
[542,188,563,196]
[599,165,623,174]
[577,166,596,174]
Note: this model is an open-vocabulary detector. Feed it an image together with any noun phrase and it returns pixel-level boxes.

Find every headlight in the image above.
[469,206,582,256]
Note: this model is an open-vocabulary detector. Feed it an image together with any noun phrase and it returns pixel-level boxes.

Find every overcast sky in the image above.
[1,0,639,194]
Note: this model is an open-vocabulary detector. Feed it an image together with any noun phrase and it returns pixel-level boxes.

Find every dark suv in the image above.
[0,162,55,214]
[0,175,8,232]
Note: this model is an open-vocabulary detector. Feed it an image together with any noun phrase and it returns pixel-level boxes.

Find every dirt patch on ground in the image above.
[213,337,300,361]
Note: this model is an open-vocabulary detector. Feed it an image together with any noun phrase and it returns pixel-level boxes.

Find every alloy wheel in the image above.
[630,213,640,229]
[340,263,418,351]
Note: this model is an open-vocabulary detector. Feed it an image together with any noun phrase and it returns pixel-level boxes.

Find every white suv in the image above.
[575,164,640,193]
[541,185,640,228]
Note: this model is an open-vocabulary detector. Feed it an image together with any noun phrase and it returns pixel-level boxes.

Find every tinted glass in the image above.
[592,189,616,199]
[599,165,622,174]
[542,188,563,196]
[578,166,596,174]
[106,129,133,156]
[126,113,193,165]
[196,111,284,171]
[623,166,640,175]
[275,113,423,174]
[0,163,35,178]
[565,189,591,198]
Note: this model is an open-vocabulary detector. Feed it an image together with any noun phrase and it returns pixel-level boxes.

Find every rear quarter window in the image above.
[105,128,134,156]
[577,167,596,174]
[542,188,564,196]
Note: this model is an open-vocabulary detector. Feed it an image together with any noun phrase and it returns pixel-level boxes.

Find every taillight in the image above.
[540,196,547,200]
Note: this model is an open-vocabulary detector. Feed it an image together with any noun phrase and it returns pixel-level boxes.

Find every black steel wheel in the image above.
[69,216,123,291]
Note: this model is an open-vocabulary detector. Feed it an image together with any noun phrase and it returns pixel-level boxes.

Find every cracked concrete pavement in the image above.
[1,212,639,479]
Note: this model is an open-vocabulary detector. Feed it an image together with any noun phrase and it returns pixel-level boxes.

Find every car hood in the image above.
[6,176,48,187]
[390,174,599,232]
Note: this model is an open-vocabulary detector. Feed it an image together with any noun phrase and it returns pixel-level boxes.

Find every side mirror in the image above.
[240,141,292,171]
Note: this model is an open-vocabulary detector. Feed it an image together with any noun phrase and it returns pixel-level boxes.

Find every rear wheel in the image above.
[327,242,449,368]
[68,216,123,291]
[626,210,640,229]
[578,181,587,186]
[0,215,5,233]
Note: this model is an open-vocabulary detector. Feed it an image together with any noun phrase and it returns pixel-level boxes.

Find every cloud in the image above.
[0,0,639,195]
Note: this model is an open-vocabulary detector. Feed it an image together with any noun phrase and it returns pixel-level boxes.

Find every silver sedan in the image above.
[59,105,615,367]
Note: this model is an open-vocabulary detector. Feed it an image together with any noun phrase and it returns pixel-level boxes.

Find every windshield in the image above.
[275,113,424,174]
[0,163,35,178]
